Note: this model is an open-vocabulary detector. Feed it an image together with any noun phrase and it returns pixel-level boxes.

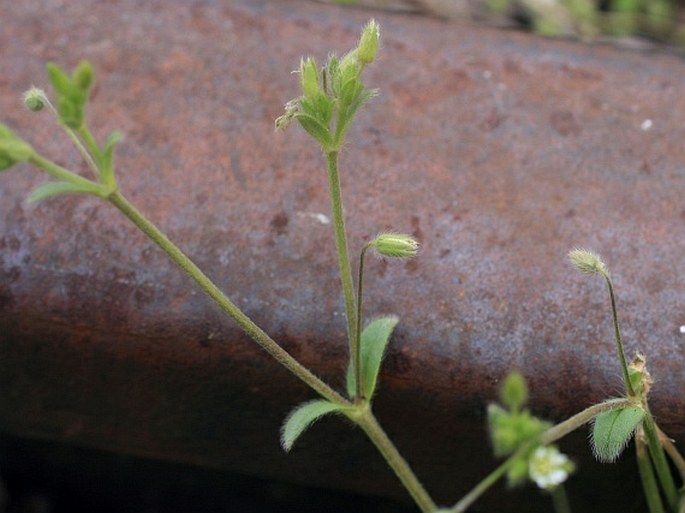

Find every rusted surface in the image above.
[2,1,685,511]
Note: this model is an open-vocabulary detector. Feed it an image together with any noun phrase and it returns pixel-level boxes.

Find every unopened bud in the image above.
[300,57,320,100]
[568,248,607,276]
[357,19,379,65]
[370,233,419,259]
[23,87,47,112]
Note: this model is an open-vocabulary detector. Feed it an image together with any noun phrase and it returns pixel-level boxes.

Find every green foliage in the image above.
[346,316,399,399]
[0,124,33,171]
[275,20,379,153]
[46,60,94,129]
[500,370,528,412]
[281,400,350,452]
[591,406,645,463]
[28,180,105,203]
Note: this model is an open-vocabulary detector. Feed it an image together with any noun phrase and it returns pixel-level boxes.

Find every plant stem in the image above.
[41,96,101,179]
[551,485,572,513]
[352,405,437,513]
[355,242,372,400]
[641,405,679,511]
[450,444,527,513]
[325,152,358,387]
[28,153,105,192]
[450,398,636,513]
[602,274,636,397]
[637,426,666,513]
[107,190,349,407]
[658,427,685,483]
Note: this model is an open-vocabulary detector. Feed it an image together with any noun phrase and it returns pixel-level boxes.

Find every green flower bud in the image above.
[568,248,607,276]
[300,57,320,100]
[370,233,419,259]
[23,87,48,112]
[357,19,379,65]
[501,370,528,412]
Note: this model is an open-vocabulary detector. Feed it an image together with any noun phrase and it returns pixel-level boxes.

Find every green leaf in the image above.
[101,131,123,186]
[28,180,103,203]
[0,124,33,171]
[46,62,74,96]
[295,113,333,149]
[280,400,348,452]
[72,60,94,91]
[591,405,645,463]
[346,316,399,399]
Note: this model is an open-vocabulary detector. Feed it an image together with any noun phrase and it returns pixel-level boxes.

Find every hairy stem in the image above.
[325,152,358,389]
[641,406,679,511]
[658,427,685,483]
[108,190,349,407]
[352,405,437,513]
[637,426,666,513]
[602,274,636,397]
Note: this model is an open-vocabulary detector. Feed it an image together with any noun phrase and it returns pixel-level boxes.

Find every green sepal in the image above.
[346,316,399,400]
[294,113,334,149]
[28,180,104,203]
[280,399,349,452]
[591,405,644,463]
[100,131,123,187]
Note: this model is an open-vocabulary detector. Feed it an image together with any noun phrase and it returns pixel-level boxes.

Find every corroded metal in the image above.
[2,1,685,511]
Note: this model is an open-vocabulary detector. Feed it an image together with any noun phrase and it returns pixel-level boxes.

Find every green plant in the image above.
[2,20,684,513]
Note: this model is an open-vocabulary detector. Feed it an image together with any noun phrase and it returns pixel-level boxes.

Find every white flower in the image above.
[528,446,573,489]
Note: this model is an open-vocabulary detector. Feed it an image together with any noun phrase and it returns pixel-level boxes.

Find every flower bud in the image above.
[568,248,607,276]
[300,57,320,100]
[370,233,419,259]
[357,19,379,65]
[23,87,47,112]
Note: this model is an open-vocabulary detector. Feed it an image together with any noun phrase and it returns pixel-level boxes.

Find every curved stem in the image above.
[352,405,437,513]
[602,274,635,397]
[325,152,358,382]
[355,242,372,400]
[107,190,349,407]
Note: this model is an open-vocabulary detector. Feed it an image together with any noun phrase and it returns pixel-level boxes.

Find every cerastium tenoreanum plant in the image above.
[2,20,684,513]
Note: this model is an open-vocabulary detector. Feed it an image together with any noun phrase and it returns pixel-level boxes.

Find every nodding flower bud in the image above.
[357,19,379,66]
[23,87,47,112]
[568,248,607,276]
[370,233,419,259]
[300,57,320,100]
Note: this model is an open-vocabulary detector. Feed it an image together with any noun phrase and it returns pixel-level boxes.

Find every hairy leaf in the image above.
[281,400,348,452]
[591,406,644,462]
[346,316,399,399]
